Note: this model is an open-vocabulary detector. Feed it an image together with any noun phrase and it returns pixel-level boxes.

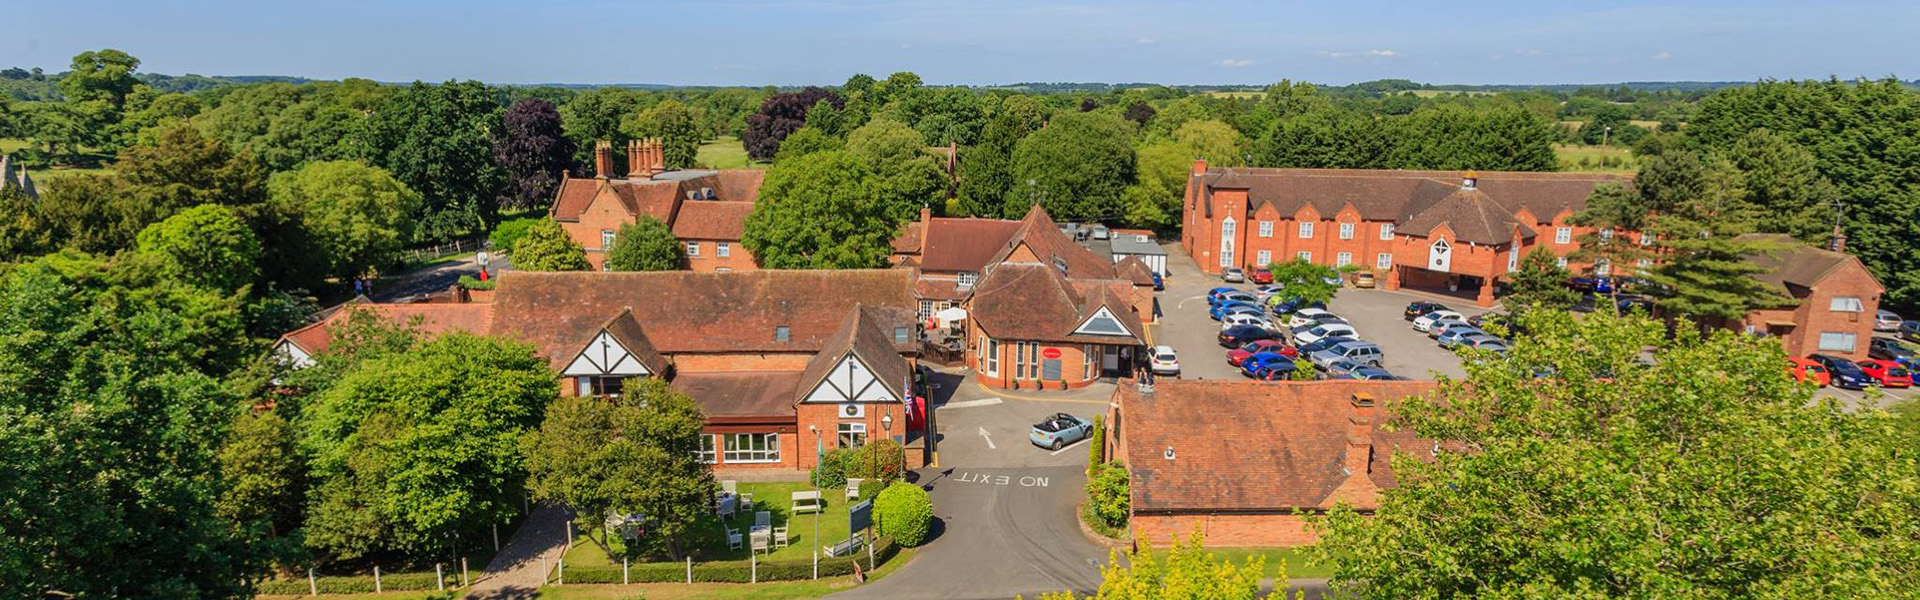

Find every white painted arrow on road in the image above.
[977,427,996,450]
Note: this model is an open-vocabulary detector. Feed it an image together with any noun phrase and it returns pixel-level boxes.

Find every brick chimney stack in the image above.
[626,139,645,179]
[1192,159,1208,176]
[649,138,667,173]
[593,141,613,179]
[1344,392,1378,476]
[1830,222,1847,253]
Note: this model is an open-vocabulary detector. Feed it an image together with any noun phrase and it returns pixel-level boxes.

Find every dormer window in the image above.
[957,271,977,287]
[775,325,791,342]
[893,326,910,345]
[1052,257,1068,275]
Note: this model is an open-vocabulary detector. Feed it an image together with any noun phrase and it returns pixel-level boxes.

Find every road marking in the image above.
[1176,295,1208,308]
[977,427,996,449]
[942,397,1004,409]
[953,471,1051,487]
[1049,437,1089,456]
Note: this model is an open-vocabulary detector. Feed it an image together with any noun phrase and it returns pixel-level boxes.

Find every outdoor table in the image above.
[791,490,823,514]
[750,528,771,553]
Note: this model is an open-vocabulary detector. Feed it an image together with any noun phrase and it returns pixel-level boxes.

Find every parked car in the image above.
[1285,308,1339,329]
[1246,354,1301,380]
[1876,310,1904,332]
[1028,413,1092,450]
[1461,337,1510,355]
[1616,295,1654,314]
[1322,274,1344,287]
[1223,267,1246,283]
[1149,345,1180,376]
[1786,357,1830,387]
[1209,301,1262,320]
[1227,340,1296,366]
[1208,291,1257,307]
[1869,337,1915,363]
[1151,272,1164,291]
[1255,360,1304,381]
[1309,340,1384,369]
[1207,286,1241,301]
[1856,359,1912,387]
[1319,357,1365,377]
[1412,310,1467,332]
[1901,320,1920,342]
[1270,298,1327,314]
[1569,276,1614,294]
[1809,354,1873,390]
[1431,320,1480,341]
[1436,325,1488,347]
[1466,312,1520,334]
[1354,272,1376,288]
[1293,335,1357,356]
[1334,366,1401,380]
[1404,301,1450,321]
[1293,322,1358,346]
[1220,312,1274,330]
[1249,267,1274,284]
[1090,224,1111,240]
[1219,325,1279,348]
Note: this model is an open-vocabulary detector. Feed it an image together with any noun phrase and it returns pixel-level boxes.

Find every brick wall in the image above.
[1131,513,1327,547]
[683,238,759,272]
[1761,259,1882,360]
[558,188,632,272]
[970,337,1110,390]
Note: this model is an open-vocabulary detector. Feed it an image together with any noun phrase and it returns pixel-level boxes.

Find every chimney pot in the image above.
[650,138,667,173]
[593,141,613,179]
[1192,159,1208,176]
[1462,170,1480,190]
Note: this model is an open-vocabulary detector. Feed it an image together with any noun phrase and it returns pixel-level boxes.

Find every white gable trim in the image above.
[561,330,652,377]
[1073,306,1135,338]
[802,352,901,404]
[275,340,315,370]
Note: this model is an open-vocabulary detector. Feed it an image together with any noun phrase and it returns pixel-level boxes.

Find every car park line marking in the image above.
[1176,295,1208,308]
[952,471,1050,487]
[978,427,997,449]
[943,397,1004,409]
[1049,437,1089,456]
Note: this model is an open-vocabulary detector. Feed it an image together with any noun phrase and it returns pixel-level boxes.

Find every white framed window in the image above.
[1219,218,1236,267]
[1596,259,1611,277]
[1600,228,1614,241]
[1014,341,1031,379]
[686,241,701,257]
[1380,223,1395,240]
[984,338,1000,375]
[576,376,627,397]
[958,271,978,286]
[717,242,731,257]
[1556,256,1569,268]
[1640,233,1655,246]
[1336,252,1352,267]
[1818,332,1857,353]
[1258,221,1273,238]
[837,422,868,448]
[1339,223,1355,240]
[1375,253,1392,270]
[918,300,935,319]
[1298,222,1315,239]
[601,229,616,249]
[1256,250,1272,266]
[1830,297,1864,312]
[696,435,716,463]
[1083,344,1096,380]
[1554,227,1572,244]
[1507,249,1519,273]
[722,433,780,463]
[1296,251,1312,262]
[1637,258,1652,269]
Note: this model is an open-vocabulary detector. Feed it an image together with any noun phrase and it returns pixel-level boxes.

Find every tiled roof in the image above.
[549,170,766,224]
[670,371,804,419]
[1737,234,1878,298]
[1397,187,1533,245]
[1116,379,1438,513]
[670,201,756,240]
[891,220,924,254]
[1204,168,1626,229]
[278,301,496,355]
[916,217,1023,273]
[600,308,669,375]
[797,305,914,404]
[489,269,919,368]
[984,205,1116,280]
[1115,256,1156,287]
[970,263,1143,345]
[912,278,971,301]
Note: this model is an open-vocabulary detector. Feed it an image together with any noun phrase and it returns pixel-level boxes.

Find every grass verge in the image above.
[539,547,915,600]
[1204,547,1337,579]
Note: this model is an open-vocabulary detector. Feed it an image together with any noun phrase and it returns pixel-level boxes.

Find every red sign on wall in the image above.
[1042,348,1063,359]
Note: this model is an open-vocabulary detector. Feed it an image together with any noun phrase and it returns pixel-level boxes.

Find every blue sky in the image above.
[6,0,1916,86]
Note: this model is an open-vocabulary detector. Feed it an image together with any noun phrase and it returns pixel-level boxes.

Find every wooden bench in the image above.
[823,535,864,558]
[791,490,824,514]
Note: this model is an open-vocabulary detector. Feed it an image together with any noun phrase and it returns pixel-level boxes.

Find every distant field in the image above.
[1555,143,1637,173]
[696,136,764,170]
[1205,91,1263,99]
[1410,89,1493,97]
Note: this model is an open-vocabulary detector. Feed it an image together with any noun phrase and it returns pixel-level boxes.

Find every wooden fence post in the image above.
[373,566,382,593]
[307,568,316,596]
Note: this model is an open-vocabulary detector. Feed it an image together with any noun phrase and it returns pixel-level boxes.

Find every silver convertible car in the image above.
[1029,413,1092,450]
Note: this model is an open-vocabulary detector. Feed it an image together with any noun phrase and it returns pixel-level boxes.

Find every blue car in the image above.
[1211,301,1262,320]
[1207,287,1242,301]
[1028,413,1092,450]
[1240,352,1296,378]
[1270,298,1327,316]
[1152,272,1164,291]
[1209,291,1257,307]
[1810,354,1872,390]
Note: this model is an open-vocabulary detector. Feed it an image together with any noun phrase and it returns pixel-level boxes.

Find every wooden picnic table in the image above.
[791,490,823,514]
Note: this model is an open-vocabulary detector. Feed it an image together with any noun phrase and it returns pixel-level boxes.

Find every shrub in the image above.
[558,537,900,583]
[845,438,905,486]
[1086,461,1130,529]
[1088,414,1105,468]
[488,217,544,254]
[811,447,855,489]
[456,275,495,290]
[875,482,933,546]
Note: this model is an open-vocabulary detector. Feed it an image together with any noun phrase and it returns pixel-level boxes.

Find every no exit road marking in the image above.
[953,472,1050,488]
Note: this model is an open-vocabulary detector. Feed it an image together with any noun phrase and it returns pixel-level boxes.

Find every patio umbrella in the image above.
[935,307,968,327]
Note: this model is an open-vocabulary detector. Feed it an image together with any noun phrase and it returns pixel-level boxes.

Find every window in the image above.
[1640,233,1655,246]
[1297,251,1312,261]
[984,338,1000,375]
[1596,259,1611,277]
[894,326,910,345]
[1298,222,1315,239]
[1084,344,1096,380]
[601,229,616,249]
[1830,297,1864,312]
[1819,332,1858,353]
[1219,218,1236,267]
[1336,252,1352,267]
[958,271,977,287]
[686,241,701,257]
[1507,249,1519,273]
[576,376,627,397]
[1258,221,1273,238]
[1256,250,1271,266]
[1637,258,1652,268]
[696,435,716,463]
[1556,256,1569,268]
[918,300,935,319]
[1380,223,1395,240]
[1376,253,1392,270]
[723,433,780,463]
[837,423,868,448]
[717,242,731,257]
[1014,342,1030,379]
[1554,227,1572,244]
[1339,223,1355,240]
[775,325,790,342]
[1600,228,1614,241]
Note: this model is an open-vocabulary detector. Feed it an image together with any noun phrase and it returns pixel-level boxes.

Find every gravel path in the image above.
[465,505,570,600]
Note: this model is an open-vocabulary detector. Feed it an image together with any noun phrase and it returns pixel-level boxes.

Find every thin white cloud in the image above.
[1650,51,1673,60]
[1135,37,1158,45]
[1319,49,1399,59]
[1219,58,1255,68]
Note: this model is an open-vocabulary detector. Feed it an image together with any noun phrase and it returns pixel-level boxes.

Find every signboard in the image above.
[849,499,873,534]
[1041,348,1062,359]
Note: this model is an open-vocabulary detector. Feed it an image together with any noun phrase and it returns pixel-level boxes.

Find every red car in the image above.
[1249,267,1274,284]
[1226,339,1296,366]
[1856,359,1912,387]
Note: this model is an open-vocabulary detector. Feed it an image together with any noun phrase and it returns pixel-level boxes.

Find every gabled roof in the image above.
[489,269,918,367]
[579,308,669,375]
[670,371,805,419]
[549,170,766,224]
[1397,187,1534,245]
[913,217,1023,273]
[1115,256,1156,287]
[1737,234,1881,298]
[796,305,913,404]
[277,301,496,355]
[671,201,757,240]
[1116,380,1438,513]
[1203,168,1625,228]
[984,205,1116,280]
[970,262,1143,345]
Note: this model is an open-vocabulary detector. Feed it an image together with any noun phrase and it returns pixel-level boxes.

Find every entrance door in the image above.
[1428,238,1452,272]
[1101,347,1120,371]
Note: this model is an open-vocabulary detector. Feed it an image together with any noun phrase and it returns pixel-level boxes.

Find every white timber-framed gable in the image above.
[1073,306,1136,338]
[801,351,901,404]
[563,330,654,377]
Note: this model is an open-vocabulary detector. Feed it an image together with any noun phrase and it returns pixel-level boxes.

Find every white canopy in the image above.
[935,307,969,327]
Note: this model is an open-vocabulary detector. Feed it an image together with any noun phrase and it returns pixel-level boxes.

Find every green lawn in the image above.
[1554,143,1637,173]
[697,136,765,170]
[563,481,854,567]
[541,548,914,600]
[1204,547,1337,579]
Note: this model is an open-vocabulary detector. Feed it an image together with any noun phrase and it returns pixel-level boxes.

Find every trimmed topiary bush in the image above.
[875,481,933,547]
[1086,461,1130,529]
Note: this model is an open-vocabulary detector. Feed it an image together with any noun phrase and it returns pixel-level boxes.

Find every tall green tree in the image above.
[268,160,423,280]
[1268,258,1340,305]
[510,219,590,271]
[622,99,704,170]
[355,80,504,239]
[133,204,264,293]
[604,217,684,271]
[58,49,143,109]
[846,118,946,221]
[1034,531,1267,600]
[1727,128,1838,243]
[217,410,307,552]
[523,379,713,560]
[1314,309,1920,600]
[1568,182,1655,310]
[1010,111,1135,222]
[741,150,895,269]
[1633,151,1783,325]
[954,107,1038,218]
[1505,246,1579,313]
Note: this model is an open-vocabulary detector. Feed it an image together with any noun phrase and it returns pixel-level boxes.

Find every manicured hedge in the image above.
[256,570,450,595]
[558,537,900,584]
[875,482,932,546]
